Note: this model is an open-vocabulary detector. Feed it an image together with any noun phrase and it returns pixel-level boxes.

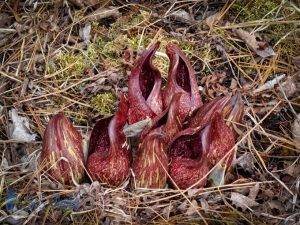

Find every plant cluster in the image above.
[41,43,244,189]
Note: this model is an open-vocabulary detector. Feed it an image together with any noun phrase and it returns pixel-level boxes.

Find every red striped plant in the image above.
[132,94,186,189]
[168,94,244,189]
[86,94,131,187]
[169,112,235,189]
[42,112,84,185]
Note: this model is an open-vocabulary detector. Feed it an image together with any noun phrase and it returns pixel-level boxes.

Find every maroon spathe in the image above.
[87,94,131,187]
[169,112,236,189]
[42,112,84,185]
[128,42,163,124]
[133,94,185,189]
[163,43,202,116]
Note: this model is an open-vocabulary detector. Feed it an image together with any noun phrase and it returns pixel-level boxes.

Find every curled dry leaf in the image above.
[0,13,12,28]
[205,12,221,28]
[77,0,101,8]
[79,23,91,44]
[186,200,199,216]
[253,74,286,94]
[208,163,226,187]
[0,104,3,115]
[123,118,151,138]
[248,183,260,200]
[200,72,229,99]
[80,69,121,94]
[233,28,276,58]
[284,161,300,178]
[9,109,37,142]
[276,76,298,98]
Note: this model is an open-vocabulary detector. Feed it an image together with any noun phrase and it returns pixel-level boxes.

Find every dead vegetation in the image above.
[0,0,300,224]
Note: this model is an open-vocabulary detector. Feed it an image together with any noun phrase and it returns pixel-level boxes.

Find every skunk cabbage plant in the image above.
[42,112,84,185]
[189,94,244,131]
[188,95,231,129]
[87,94,131,187]
[128,42,163,124]
[163,43,202,116]
[169,112,235,189]
[141,93,189,143]
[133,94,185,188]
[132,131,168,189]
[168,126,209,189]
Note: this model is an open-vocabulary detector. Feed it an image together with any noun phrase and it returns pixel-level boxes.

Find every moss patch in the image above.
[90,92,117,115]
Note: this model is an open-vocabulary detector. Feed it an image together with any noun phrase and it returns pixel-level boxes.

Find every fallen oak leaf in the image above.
[233,28,276,58]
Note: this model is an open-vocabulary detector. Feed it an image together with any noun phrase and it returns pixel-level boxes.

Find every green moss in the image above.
[214,28,226,36]
[229,0,282,21]
[195,43,218,62]
[56,52,87,76]
[109,10,150,36]
[90,92,117,115]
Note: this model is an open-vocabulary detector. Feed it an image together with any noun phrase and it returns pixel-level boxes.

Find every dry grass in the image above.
[0,0,300,224]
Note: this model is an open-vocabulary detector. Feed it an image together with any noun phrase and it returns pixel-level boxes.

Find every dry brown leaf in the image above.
[236,152,256,173]
[69,0,101,8]
[170,9,193,24]
[248,183,259,200]
[291,114,300,148]
[79,23,91,44]
[231,192,259,211]
[205,12,221,27]
[39,20,59,32]
[87,7,121,22]
[233,28,276,58]
[8,109,37,142]
[201,72,228,99]
[123,118,151,137]
[276,76,298,98]
[80,69,121,94]
[186,200,199,216]
[0,13,12,28]
[268,200,285,211]
[284,162,300,178]
[253,74,286,93]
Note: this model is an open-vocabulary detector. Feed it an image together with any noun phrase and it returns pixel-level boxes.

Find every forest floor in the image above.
[0,0,300,224]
